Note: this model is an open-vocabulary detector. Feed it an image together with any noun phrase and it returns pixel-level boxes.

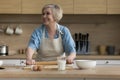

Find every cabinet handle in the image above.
[20,61,25,64]
[105,61,109,64]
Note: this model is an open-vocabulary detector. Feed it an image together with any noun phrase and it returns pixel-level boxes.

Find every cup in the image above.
[57,57,66,71]
[15,26,23,35]
[106,45,115,55]
[97,45,107,55]
[6,26,14,35]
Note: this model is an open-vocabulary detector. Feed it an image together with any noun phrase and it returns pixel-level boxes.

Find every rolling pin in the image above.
[35,61,57,65]
[35,61,71,65]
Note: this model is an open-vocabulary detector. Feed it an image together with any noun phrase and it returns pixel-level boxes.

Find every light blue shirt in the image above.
[28,24,76,55]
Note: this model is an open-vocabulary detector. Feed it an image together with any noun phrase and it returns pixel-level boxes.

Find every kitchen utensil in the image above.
[75,60,96,69]
[75,33,90,55]
[106,45,115,55]
[15,25,23,35]
[77,33,82,54]
[79,33,82,52]
[82,34,86,54]
[6,26,14,35]
[97,45,107,55]
[75,33,78,51]
[86,33,89,53]
[0,45,8,56]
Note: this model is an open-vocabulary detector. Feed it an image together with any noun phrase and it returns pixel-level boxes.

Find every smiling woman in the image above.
[42,4,63,23]
[26,4,76,65]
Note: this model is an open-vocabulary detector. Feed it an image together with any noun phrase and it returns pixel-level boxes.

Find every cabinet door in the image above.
[2,59,21,66]
[31,78,83,80]
[22,0,51,14]
[107,0,120,14]
[52,0,73,14]
[74,0,107,14]
[22,0,73,14]
[0,0,21,14]
[97,60,120,65]
[86,78,120,80]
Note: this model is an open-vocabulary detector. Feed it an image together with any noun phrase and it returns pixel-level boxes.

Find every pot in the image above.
[0,45,8,56]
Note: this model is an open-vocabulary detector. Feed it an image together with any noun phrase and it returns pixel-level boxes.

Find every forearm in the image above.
[26,47,35,60]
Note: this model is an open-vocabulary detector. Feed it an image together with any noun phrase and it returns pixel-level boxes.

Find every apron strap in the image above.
[42,23,63,39]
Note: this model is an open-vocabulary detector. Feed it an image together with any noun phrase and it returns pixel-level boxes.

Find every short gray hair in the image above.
[42,4,63,22]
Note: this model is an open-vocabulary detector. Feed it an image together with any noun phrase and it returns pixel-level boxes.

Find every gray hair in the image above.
[42,4,63,22]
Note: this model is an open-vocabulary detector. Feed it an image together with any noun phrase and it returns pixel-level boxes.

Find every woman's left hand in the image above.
[66,53,76,64]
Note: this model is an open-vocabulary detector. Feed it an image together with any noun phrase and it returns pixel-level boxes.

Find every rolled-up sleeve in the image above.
[61,27,76,55]
[28,27,42,51]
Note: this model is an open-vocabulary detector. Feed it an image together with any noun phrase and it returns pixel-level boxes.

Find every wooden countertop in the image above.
[0,54,120,60]
[0,65,120,78]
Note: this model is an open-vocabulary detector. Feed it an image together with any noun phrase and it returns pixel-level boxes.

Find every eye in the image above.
[46,12,51,15]
[42,12,51,15]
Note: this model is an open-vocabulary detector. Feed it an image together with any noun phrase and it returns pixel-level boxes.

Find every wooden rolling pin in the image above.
[35,61,57,65]
[35,61,71,65]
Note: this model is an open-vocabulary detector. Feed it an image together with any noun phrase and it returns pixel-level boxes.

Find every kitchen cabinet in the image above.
[0,0,120,14]
[0,0,21,14]
[30,78,84,80]
[74,0,107,14]
[20,59,26,66]
[0,78,84,80]
[85,78,120,80]
[22,0,73,14]
[1,59,27,66]
[52,0,74,14]
[96,60,120,65]
[107,0,120,14]
[2,59,21,66]
[22,0,51,14]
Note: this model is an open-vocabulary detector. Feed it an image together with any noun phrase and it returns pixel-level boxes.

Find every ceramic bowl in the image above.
[75,60,96,69]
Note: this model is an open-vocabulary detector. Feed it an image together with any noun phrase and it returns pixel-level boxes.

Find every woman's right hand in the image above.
[26,59,35,65]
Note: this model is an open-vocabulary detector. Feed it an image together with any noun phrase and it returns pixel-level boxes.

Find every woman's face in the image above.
[42,8,55,26]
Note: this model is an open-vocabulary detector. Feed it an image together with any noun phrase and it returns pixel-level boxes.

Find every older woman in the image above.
[26,4,76,65]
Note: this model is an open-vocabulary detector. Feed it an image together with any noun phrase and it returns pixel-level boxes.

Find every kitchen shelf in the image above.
[0,54,120,60]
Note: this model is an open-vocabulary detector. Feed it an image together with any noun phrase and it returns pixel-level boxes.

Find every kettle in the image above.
[0,45,8,56]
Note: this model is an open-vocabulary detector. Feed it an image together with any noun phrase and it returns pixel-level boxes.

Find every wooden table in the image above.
[0,65,120,79]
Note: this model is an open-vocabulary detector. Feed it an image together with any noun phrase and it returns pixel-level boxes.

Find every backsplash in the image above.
[0,14,120,55]
[0,24,39,55]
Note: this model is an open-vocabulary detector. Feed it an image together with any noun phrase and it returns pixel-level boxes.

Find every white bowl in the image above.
[75,60,96,69]
[0,60,3,66]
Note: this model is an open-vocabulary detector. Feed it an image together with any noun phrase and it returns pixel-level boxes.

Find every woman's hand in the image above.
[26,59,35,65]
[26,47,36,65]
[66,53,76,64]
